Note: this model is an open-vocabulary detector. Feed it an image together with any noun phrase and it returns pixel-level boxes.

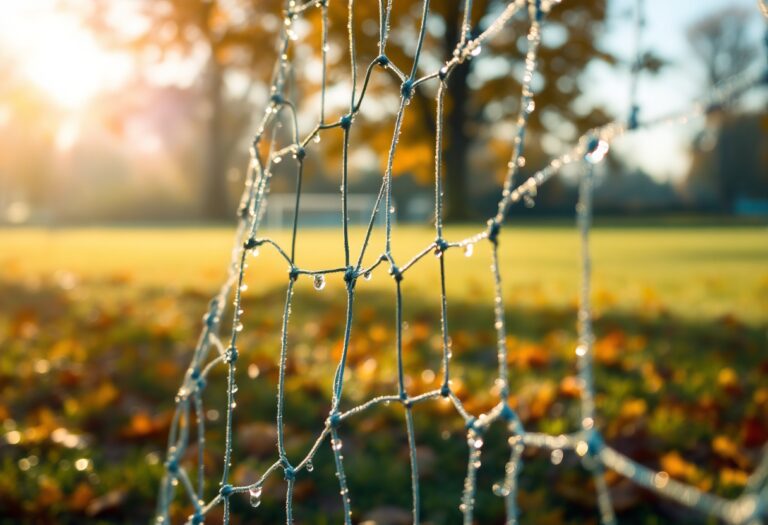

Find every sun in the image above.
[0,1,133,110]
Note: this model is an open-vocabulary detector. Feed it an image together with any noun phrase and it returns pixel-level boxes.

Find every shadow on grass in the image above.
[0,278,766,524]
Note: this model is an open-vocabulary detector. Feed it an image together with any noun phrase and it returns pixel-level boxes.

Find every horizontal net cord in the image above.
[155,1,768,524]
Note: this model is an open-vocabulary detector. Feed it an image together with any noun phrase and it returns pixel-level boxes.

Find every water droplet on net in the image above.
[305,459,314,472]
[473,437,484,449]
[235,322,243,332]
[470,44,482,57]
[273,155,282,164]
[524,195,536,208]
[525,99,535,113]
[492,482,509,497]
[331,438,343,451]
[463,244,474,257]
[313,274,326,291]
[313,134,321,144]
[250,248,259,257]
[550,448,564,465]
[363,271,372,281]
[240,284,248,292]
[249,486,262,508]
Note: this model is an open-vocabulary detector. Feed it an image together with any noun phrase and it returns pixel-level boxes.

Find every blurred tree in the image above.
[80,0,283,220]
[314,0,615,220]
[0,50,58,221]
[687,7,759,89]
[82,1,616,222]
[684,7,765,211]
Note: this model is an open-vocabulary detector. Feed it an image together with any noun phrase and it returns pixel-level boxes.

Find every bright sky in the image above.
[0,0,765,178]
[0,0,136,109]
[587,0,767,179]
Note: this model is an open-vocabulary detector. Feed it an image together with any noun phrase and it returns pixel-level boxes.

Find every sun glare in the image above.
[0,1,132,110]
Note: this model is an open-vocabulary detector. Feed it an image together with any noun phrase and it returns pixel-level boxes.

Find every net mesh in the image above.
[156,1,768,523]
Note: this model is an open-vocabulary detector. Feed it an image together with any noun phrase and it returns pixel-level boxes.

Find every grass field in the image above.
[2,225,767,319]
[1,224,766,524]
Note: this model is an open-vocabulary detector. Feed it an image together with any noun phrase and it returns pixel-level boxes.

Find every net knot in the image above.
[343,266,356,284]
[401,79,415,100]
[294,146,306,161]
[438,65,449,80]
[585,136,601,156]
[435,238,449,254]
[486,219,501,245]
[389,265,404,282]
[225,346,239,364]
[270,93,284,106]
[190,513,204,525]
[219,484,234,498]
[196,376,207,390]
[583,428,604,458]
[190,367,200,380]
[327,412,341,428]
[465,417,478,430]
[288,267,299,281]
[376,54,389,67]
[440,383,451,397]
[531,0,544,22]
[166,458,179,474]
[244,237,259,250]
[283,463,296,481]
[204,301,219,328]
[500,403,516,422]
[339,114,353,130]
[628,104,640,130]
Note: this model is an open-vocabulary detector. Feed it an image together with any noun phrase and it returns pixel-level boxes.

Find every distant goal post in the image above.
[263,193,392,229]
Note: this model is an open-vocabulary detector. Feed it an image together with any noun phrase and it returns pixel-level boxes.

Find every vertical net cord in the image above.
[577,162,617,525]
[628,0,645,129]
[154,2,768,524]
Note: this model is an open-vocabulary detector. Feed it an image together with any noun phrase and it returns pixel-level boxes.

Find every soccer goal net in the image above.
[156,1,768,524]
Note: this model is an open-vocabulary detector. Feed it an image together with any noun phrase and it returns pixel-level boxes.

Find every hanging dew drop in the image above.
[251,248,259,257]
[305,460,314,472]
[249,486,262,508]
[273,155,282,164]
[524,195,535,208]
[240,284,248,292]
[363,271,372,281]
[313,274,326,291]
[492,482,509,497]
[313,134,321,144]
[464,244,474,257]
[470,44,482,56]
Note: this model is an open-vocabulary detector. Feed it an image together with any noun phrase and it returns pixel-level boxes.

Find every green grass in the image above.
[0,225,766,524]
[2,225,766,321]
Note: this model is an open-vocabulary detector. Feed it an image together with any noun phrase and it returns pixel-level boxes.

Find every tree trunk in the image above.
[202,59,231,221]
[443,11,472,222]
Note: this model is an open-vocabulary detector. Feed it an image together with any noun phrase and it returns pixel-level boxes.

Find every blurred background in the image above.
[1,0,767,524]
